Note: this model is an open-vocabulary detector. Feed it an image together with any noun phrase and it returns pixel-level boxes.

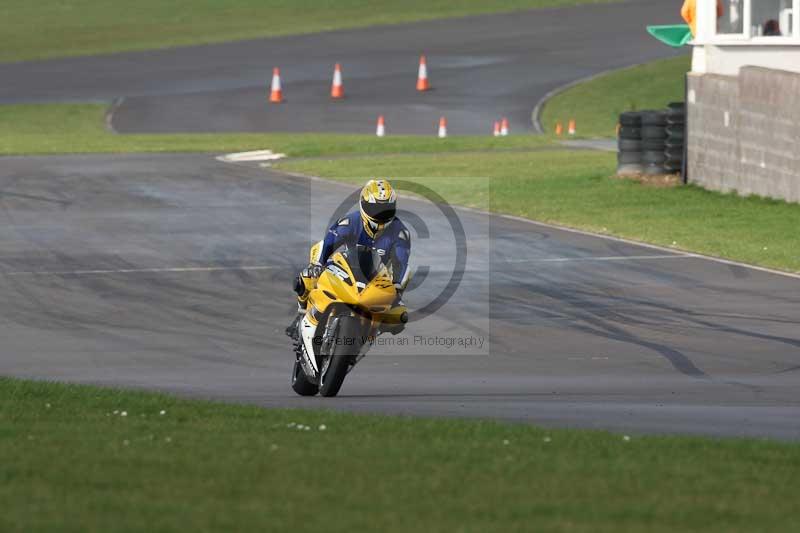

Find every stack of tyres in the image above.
[617,111,643,175]
[664,102,685,174]
[640,110,668,175]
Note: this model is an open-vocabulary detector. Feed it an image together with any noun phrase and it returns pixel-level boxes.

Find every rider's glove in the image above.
[295,263,324,296]
[304,262,324,280]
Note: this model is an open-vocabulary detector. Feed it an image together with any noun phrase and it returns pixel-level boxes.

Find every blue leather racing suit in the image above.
[315,211,411,291]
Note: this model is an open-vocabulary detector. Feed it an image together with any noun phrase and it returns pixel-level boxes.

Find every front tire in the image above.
[291,359,319,396]
[319,316,363,397]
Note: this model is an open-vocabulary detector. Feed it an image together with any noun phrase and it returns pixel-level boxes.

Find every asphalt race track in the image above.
[0,1,683,135]
[1,1,799,439]
[1,154,799,439]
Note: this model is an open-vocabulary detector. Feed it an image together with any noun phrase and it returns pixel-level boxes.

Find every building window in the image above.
[752,0,793,36]
[710,0,800,41]
[718,0,746,34]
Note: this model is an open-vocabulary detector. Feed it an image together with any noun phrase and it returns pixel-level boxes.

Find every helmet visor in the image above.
[361,200,396,223]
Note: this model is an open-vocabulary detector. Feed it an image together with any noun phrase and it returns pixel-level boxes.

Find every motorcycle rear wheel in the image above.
[291,359,319,396]
[319,316,363,397]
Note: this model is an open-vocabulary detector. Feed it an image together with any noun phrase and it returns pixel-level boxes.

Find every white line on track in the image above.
[217,150,286,163]
[3,265,280,277]
[2,256,695,277]
[502,254,696,264]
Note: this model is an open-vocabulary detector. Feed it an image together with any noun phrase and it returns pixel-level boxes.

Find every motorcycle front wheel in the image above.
[319,315,363,397]
[291,358,319,396]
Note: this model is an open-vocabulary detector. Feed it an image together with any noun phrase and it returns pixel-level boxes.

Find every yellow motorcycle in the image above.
[291,242,408,397]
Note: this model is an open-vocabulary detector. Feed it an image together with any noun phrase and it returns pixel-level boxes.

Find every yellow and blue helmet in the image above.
[360,179,397,237]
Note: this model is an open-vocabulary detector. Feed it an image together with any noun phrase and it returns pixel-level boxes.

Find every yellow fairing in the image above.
[307,252,404,323]
[373,304,408,325]
[297,274,316,305]
[309,240,323,264]
[313,254,359,307]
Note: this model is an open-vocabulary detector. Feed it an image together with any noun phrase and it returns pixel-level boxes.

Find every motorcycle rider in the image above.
[286,178,411,338]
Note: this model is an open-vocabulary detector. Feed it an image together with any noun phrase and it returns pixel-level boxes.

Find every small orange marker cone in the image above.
[493,121,501,137]
[568,119,576,136]
[416,55,430,92]
[269,67,283,103]
[331,63,344,99]
[376,115,386,137]
[438,116,447,138]
[500,117,509,136]
[555,121,563,136]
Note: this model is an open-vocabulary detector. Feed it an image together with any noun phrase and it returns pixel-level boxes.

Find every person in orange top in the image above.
[681,0,724,36]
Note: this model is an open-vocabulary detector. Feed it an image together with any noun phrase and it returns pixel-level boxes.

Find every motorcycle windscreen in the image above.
[341,244,388,285]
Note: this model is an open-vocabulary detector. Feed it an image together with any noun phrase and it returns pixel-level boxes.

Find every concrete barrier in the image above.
[687,66,800,203]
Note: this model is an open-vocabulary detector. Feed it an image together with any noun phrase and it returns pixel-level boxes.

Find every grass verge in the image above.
[276,151,800,273]
[3,377,800,532]
[2,0,618,63]
[540,55,691,138]
[0,103,552,157]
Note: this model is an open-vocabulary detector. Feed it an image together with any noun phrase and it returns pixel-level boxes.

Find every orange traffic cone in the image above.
[568,119,576,136]
[376,115,386,137]
[269,67,283,103]
[555,121,563,136]
[500,117,509,136]
[331,63,344,99]
[438,116,447,138]
[493,121,501,137]
[416,55,430,92]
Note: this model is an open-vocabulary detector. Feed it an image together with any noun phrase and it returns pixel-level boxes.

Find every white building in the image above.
[686,0,800,202]
[690,0,800,74]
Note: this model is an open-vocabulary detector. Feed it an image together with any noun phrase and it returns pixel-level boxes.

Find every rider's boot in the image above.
[285,303,305,341]
[287,268,317,340]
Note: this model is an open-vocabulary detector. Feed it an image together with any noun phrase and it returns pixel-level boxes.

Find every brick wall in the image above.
[687,67,800,203]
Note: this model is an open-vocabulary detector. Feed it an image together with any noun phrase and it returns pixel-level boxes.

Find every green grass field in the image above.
[3,377,799,532]
[541,55,691,138]
[276,151,800,273]
[1,0,618,63]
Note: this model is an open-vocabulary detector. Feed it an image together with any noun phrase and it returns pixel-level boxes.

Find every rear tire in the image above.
[319,316,364,397]
[640,110,667,126]
[641,126,667,140]
[618,126,641,140]
[618,151,642,164]
[643,150,667,164]
[642,139,666,151]
[618,138,642,151]
[665,126,685,140]
[619,111,642,127]
[291,359,319,396]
